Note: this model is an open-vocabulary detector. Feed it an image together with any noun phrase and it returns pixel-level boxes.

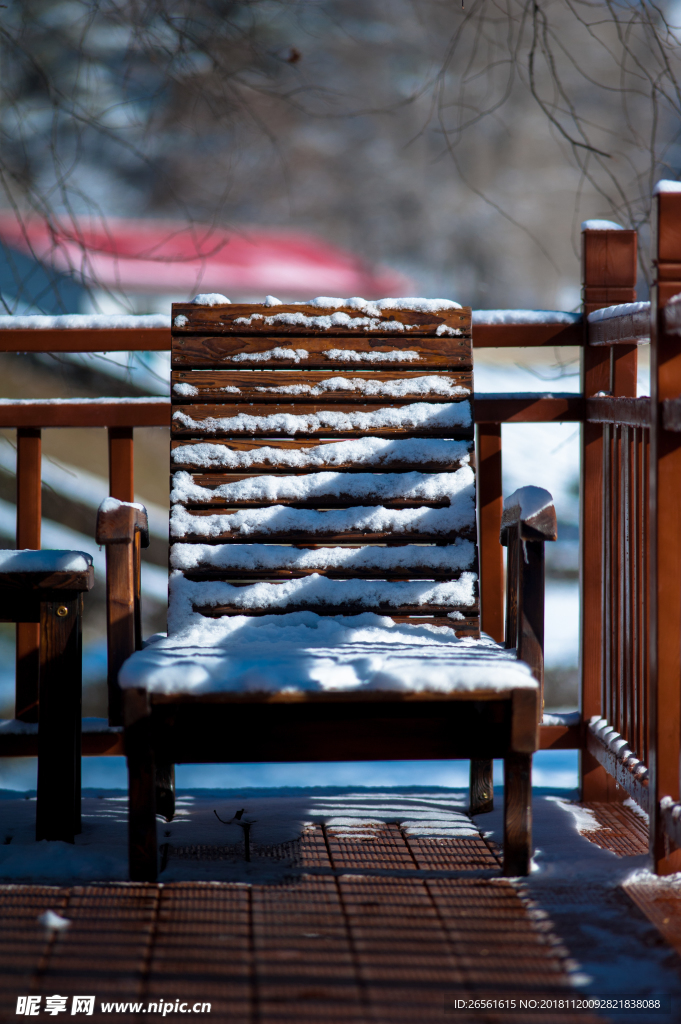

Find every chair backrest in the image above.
[168,299,478,635]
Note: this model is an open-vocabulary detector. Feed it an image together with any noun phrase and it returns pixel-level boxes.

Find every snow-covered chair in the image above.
[98,297,556,881]
[0,548,94,841]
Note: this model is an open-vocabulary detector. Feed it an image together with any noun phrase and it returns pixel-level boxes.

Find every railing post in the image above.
[580,225,637,800]
[477,423,504,642]
[108,426,134,502]
[15,427,42,722]
[650,185,681,873]
[106,426,139,721]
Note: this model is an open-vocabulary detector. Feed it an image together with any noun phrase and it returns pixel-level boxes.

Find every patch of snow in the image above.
[587,301,649,323]
[472,310,581,325]
[172,401,472,435]
[174,315,189,328]
[169,487,475,539]
[173,382,199,397]
[251,375,468,398]
[654,179,681,193]
[190,294,230,305]
[228,347,309,364]
[119,609,533,695]
[0,313,170,330]
[300,297,462,313]
[545,796,603,833]
[581,219,623,231]
[264,296,283,306]
[234,311,418,332]
[503,485,554,520]
[99,496,145,514]
[37,910,70,931]
[171,437,471,471]
[623,797,649,823]
[171,540,475,573]
[169,571,476,616]
[0,549,92,572]
[542,711,581,727]
[324,349,420,363]
[171,467,471,505]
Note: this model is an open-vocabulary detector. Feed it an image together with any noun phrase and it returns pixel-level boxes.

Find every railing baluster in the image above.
[477,424,504,643]
[602,423,612,724]
[631,427,640,757]
[15,427,42,722]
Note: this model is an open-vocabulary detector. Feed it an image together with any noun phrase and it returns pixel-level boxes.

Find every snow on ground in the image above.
[0,789,474,883]
[476,795,681,1019]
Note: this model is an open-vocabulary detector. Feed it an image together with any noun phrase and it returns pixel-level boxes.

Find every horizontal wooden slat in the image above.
[173,516,477,545]
[181,566,467,580]
[539,722,582,750]
[171,369,472,403]
[172,470,465,509]
[587,396,650,427]
[0,327,170,352]
[588,308,650,346]
[0,399,170,428]
[149,697,513,763]
[171,541,475,580]
[195,602,478,618]
[170,438,472,473]
[473,393,583,423]
[471,321,582,348]
[172,402,473,439]
[172,334,471,369]
[172,303,471,336]
[0,730,124,757]
[176,496,452,510]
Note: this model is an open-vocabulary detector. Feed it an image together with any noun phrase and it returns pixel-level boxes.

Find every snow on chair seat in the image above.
[97,296,555,883]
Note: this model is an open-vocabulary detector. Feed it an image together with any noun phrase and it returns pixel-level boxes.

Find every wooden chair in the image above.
[97,298,556,881]
[0,549,94,841]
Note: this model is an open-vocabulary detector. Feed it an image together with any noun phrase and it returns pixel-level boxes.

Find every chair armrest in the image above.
[500,485,557,545]
[500,486,556,713]
[96,499,149,726]
[96,498,150,548]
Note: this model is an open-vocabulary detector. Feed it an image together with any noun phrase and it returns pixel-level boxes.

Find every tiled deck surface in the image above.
[0,824,601,1024]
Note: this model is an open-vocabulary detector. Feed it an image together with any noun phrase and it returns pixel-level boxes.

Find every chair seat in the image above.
[119,612,536,696]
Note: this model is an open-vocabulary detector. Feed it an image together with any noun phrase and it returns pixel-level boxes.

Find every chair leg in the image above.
[126,716,158,882]
[469,759,494,814]
[503,753,532,876]
[36,596,81,843]
[155,763,176,822]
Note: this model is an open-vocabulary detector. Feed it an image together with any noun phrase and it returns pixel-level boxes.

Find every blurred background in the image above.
[0,0,677,786]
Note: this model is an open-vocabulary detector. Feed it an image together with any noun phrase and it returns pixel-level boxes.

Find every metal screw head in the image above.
[56,605,69,617]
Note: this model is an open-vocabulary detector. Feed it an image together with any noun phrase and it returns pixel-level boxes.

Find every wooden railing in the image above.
[4,198,681,875]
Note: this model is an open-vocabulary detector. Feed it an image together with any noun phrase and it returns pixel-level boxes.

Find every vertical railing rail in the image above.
[477,423,504,642]
[599,413,650,767]
[649,186,681,873]
[580,224,638,800]
[15,427,42,722]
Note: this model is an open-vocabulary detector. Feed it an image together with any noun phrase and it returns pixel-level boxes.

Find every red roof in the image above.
[0,214,412,299]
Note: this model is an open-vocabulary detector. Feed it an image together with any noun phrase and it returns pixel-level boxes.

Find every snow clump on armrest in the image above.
[190,294,230,305]
[0,549,93,572]
[581,220,623,230]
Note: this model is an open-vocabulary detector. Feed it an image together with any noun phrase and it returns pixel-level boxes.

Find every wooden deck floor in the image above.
[0,824,600,1024]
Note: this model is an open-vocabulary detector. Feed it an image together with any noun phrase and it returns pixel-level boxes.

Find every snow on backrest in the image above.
[167,298,479,637]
